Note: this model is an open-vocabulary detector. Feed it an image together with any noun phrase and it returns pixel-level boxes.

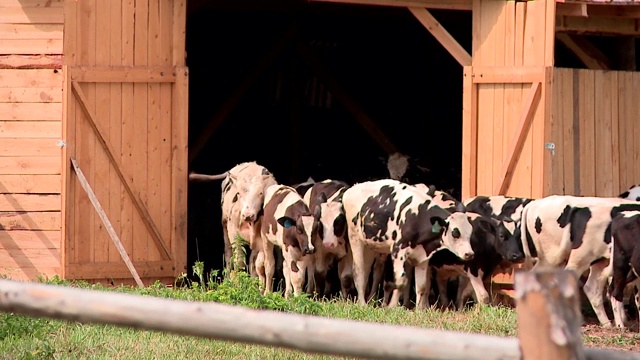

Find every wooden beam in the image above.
[0,55,63,69]
[295,40,399,155]
[188,24,300,166]
[494,82,542,195]
[69,66,176,83]
[71,81,171,261]
[515,269,585,360]
[556,3,588,17]
[556,15,640,36]
[408,7,472,67]
[309,0,472,10]
[556,33,611,70]
[69,158,145,288]
[65,260,175,279]
[471,66,545,84]
[584,5,640,18]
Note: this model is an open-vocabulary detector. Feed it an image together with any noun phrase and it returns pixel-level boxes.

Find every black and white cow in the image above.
[463,195,533,223]
[293,177,316,197]
[189,161,277,272]
[619,184,640,202]
[607,210,640,330]
[381,152,431,184]
[518,195,640,327]
[341,179,473,308]
[258,184,317,298]
[301,179,352,298]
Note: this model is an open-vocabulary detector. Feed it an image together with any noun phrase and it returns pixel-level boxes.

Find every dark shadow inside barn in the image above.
[184,1,472,281]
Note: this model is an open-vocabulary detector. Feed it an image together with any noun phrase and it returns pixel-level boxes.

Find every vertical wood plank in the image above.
[93,0,110,263]
[618,72,631,191]
[172,0,186,66]
[610,72,620,196]
[503,1,516,193]
[160,0,174,251]
[121,0,135,260]
[510,1,526,197]
[528,1,546,198]
[108,0,123,263]
[172,66,188,276]
[63,0,77,65]
[561,69,573,195]
[147,0,162,261]
[579,70,595,196]
[493,3,506,195]
[594,71,610,197]
[133,0,149,262]
[462,67,476,199]
[550,70,564,195]
[633,74,640,187]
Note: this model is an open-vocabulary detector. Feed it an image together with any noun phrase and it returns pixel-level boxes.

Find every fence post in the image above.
[515,268,586,360]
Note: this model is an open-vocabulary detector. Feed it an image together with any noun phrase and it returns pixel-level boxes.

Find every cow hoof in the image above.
[601,322,613,329]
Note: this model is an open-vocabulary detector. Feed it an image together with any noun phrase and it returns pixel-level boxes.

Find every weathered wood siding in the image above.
[462,0,555,200]
[550,68,638,197]
[63,0,188,284]
[0,0,64,281]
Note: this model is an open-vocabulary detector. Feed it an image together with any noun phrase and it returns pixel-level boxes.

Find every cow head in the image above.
[230,171,274,223]
[433,212,474,261]
[277,212,316,255]
[382,152,430,182]
[494,218,525,263]
[313,193,347,251]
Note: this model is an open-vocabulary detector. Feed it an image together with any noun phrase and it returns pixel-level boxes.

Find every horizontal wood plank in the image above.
[0,24,62,39]
[0,266,60,281]
[0,138,61,156]
[471,67,545,84]
[0,121,60,138]
[0,103,62,120]
[0,8,63,24]
[0,174,61,193]
[65,261,176,279]
[0,156,61,174]
[0,68,62,87]
[556,15,640,36]
[0,0,63,6]
[0,39,63,54]
[0,194,60,211]
[0,248,59,268]
[308,0,472,10]
[0,211,60,230]
[70,66,177,83]
[0,87,62,102]
[0,230,60,249]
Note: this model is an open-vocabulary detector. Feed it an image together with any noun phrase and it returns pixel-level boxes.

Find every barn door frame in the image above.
[61,65,188,280]
[462,65,551,199]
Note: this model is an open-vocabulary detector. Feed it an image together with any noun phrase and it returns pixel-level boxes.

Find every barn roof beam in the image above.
[556,33,611,69]
[294,39,400,155]
[556,14,640,35]
[188,24,301,166]
[308,0,471,11]
[557,3,640,17]
[408,7,472,67]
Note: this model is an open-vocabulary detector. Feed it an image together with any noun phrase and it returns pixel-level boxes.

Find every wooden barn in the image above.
[0,0,639,288]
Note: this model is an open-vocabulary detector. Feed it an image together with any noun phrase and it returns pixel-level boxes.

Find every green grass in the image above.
[0,263,636,359]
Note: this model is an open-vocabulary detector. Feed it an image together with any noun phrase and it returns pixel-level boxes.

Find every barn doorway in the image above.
[184,0,472,277]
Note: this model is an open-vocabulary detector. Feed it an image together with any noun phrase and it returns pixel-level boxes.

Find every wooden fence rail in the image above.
[0,270,637,360]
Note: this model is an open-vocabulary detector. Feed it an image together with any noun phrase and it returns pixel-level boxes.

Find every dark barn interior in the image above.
[184,1,472,278]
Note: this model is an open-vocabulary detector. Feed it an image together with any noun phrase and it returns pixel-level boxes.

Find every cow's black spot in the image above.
[557,205,573,228]
[402,185,407,190]
[611,204,640,219]
[392,230,397,240]
[396,196,412,225]
[566,207,591,249]
[291,260,299,273]
[333,214,346,237]
[620,191,630,198]
[464,196,493,217]
[499,199,524,219]
[452,228,461,239]
[604,223,612,244]
[232,193,238,203]
[637,197,640,202]
[360,185,399,242]
[535,217,542,234]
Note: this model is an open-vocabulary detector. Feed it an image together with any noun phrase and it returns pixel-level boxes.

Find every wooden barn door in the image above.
[61,0,188,284]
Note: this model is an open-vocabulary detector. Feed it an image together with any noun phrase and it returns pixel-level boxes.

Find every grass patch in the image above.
[0,263,637,359]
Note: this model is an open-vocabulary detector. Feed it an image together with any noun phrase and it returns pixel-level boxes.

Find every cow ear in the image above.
[277,216,296,228]
[228,172,237,184]
[313,204,322,220]
[430,217,446,234]
[455,202,466,213]
[427,185,437,197]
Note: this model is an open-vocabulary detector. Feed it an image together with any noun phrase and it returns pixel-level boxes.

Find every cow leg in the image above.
[387,256,407,308]
[351,240,376,306]
[222,220,233,271]
[467,270,490,307]
[402,264,414,308]
[262,239,276,294]
[281,250,294,298]
[226,221,247,271]
[608,244,631,328]
[413,262,431,310]
[581,260,613,328]
[255,250,266,288]
[456,276,474,310]
[367,254,386,303]
[291,259,308,297]
[435,270,451,309]
[338,253,354,300]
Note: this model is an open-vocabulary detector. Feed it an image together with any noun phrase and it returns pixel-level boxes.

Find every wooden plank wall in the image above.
[63,0,188,283]
[468,0,555,200]
[550,68,638,197]
[0,0,64,281]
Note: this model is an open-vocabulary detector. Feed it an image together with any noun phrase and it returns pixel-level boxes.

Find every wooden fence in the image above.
[0,269,637,360]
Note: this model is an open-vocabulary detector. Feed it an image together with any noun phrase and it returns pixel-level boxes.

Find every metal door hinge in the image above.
[57,140,66,147]
[545,142,555,156]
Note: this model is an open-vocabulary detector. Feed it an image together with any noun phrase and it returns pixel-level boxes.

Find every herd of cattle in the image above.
[189,158,640,331]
